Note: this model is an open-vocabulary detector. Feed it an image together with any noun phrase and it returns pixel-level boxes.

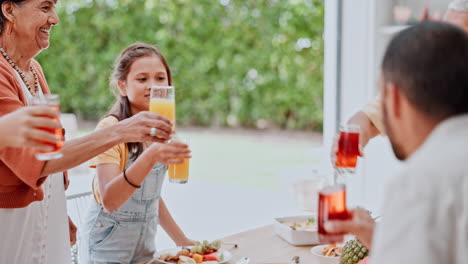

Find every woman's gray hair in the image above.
[449,0,468,12]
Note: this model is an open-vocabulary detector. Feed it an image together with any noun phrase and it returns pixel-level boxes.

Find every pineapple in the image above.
[339,240,369,264]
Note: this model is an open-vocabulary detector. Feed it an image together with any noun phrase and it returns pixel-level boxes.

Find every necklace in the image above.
[0,47,39,96]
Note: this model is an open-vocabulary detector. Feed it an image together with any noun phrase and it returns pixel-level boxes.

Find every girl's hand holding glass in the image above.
[148,140,191,164]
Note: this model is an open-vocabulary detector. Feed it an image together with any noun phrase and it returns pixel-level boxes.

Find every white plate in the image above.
[154,247,232,264]
[310,245,340,264]
[273,214,319,246]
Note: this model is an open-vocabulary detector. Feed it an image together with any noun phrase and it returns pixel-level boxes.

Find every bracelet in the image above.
[123,169,141,188]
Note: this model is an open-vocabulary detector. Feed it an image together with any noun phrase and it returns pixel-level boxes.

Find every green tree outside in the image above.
[38,0,324,130]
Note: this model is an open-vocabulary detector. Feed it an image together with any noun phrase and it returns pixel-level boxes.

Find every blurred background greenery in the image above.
[38,0,324,130]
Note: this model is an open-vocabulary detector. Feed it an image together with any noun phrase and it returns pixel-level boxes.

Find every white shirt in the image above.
[0,75,70,264]
[371,114,468,264]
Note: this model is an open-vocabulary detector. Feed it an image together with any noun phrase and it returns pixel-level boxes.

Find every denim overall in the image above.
[79,160,166,264]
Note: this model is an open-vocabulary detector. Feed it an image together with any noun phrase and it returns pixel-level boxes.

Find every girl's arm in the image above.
[159,198,195,246]
[97,141,191,213]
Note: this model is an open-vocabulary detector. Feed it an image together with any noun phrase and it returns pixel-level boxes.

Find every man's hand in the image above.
[324,208,375,250]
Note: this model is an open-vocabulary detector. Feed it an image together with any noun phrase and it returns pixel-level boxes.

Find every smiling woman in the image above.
[0,1,70,262]
[0,0,177,263]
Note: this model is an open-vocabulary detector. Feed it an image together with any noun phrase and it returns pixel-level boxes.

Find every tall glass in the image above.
[168,136,190,184]
[293,177,324,213]
[32,94,64,160]
[149,85,175,123]
[317,183,349,244]
[335,124,360,173]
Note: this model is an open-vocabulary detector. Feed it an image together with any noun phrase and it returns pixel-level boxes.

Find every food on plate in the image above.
[177,249,191,257]
[190,240,222,254]
[179,256,196,264]
[158,240,223,264]
[192,254,203,263]
[160,253,180,263]
[280,217,317,230]
[339,240,368,264]
[322,244,343,257]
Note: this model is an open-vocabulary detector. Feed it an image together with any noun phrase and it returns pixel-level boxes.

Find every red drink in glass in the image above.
[335,125,360,172]
[32,94,64,160]
[318,184,349,244]
[36,104,64,153]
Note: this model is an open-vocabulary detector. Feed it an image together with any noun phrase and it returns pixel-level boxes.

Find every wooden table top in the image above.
[138,225,319,264]
[220,225,317,264]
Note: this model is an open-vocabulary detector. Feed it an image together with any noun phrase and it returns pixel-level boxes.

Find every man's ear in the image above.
[117,81,127,96]
[384,82,402,120]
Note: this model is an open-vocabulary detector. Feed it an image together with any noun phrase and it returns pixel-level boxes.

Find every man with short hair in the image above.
[326,21,468,263]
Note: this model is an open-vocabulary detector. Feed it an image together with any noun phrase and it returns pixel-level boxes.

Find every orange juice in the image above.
[150,98,175,122]
[168,159,189,183]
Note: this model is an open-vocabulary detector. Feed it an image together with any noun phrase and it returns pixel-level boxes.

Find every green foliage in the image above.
[38,0,324,130]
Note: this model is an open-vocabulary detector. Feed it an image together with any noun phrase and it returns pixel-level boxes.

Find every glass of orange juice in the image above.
[149,85,175,123]
[168,136,190,184]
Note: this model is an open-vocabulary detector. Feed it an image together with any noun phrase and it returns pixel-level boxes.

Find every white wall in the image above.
[323,0,339,153]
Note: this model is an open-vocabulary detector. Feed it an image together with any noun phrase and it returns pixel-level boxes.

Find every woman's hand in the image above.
[148,140,191,164]
[115,111,174,144]
[0,106,61,151]
[324,208,376,250]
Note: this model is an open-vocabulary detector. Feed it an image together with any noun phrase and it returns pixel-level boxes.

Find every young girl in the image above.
[79,43,194,264]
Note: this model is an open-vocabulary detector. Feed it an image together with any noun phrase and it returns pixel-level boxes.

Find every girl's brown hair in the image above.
[108,42,172,161]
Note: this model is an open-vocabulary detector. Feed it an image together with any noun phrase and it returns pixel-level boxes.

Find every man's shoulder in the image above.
[393,131,468,193]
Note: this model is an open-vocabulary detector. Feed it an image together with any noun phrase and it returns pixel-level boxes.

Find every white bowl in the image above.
[273,215,319,246]
[310,245,340,264]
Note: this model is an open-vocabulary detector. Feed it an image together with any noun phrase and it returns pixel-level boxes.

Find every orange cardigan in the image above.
[0,55,65,208]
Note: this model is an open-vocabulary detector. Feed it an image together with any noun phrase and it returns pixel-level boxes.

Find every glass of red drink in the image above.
[318,183,349,244]
[335,124,360,173]
[32,94,64,160]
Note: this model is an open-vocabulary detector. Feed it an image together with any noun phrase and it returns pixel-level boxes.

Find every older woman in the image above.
[0,1,176,263]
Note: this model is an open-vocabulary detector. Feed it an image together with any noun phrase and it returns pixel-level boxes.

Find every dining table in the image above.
[139,224,319,264]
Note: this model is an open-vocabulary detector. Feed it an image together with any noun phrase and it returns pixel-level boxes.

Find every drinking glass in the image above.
[293,177,325,213]
[335,124,360,173]
[317,183,349,244]
[32,94,64,160]
[168,136,190,184]
[149,85,175,123]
